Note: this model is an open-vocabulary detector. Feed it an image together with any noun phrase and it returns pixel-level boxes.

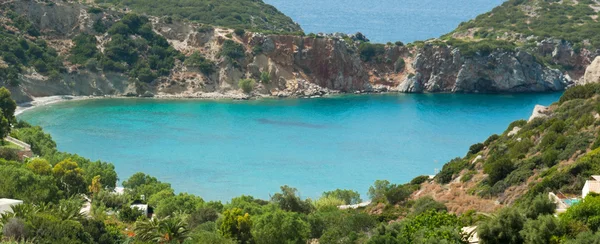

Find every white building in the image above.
[582,175,600,199]
[0,198,23,214]
[131,204,149,216]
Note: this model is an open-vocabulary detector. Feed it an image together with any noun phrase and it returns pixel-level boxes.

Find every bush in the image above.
[395,41,404,46]
[233,28,245,36]
[436,158,469,184]
[385,184,412,204]
[468,143,485,155]
[260,71,270,84]
[219,40,245,60]
[484,157,515,185]
[410,175,430,185]
[238,79,255,93]
[394,58,405,72]
[358,42,385,62]
[484,134,500,146]
[118,206,143,222]
[184,52,216,75]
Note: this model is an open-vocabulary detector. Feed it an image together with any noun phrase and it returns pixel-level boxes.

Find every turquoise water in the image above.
[264,0,504,43]
[18,93,562,201]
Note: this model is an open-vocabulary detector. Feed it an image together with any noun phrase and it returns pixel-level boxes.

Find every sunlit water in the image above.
[18,93,562,201]
[264,0,504,43]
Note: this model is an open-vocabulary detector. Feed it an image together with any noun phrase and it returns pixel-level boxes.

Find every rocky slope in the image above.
[1,0,594,103]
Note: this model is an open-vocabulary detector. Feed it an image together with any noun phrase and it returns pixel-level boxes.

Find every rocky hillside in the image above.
[411,83,600,214]
[0,0,594,103]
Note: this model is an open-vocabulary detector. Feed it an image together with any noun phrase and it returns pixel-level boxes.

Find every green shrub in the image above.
[410,175,430,185]
[184,51,216,75]
[259,71,270,84]
[238,79,255,93]
[234,28,245,36]
[394,58,405,72]
[468,143,485,155]
[358,42,385,62]
[219,40,245,60]
[484,157,514,185]
[436,158,469,184]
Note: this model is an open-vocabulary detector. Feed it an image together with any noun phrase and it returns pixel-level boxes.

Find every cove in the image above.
[18,93,562,201]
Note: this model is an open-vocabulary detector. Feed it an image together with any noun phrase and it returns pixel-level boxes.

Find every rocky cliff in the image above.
[1,0,593,103]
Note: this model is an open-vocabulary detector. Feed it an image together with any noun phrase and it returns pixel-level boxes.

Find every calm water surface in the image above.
[264,0,505,43]
[18,93,561,201]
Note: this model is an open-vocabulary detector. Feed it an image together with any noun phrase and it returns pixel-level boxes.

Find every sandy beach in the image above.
[15,96,99,116]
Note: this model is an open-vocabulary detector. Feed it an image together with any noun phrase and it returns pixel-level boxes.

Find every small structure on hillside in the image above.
[0,198,23,214]
[131,204,149,217]
[4,136,33,160]
[582,175,600,198]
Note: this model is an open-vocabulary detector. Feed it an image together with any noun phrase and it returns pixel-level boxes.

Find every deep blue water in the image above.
[18,93,562,201]
[264,0,505,43]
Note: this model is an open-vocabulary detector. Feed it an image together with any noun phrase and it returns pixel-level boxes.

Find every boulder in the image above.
[581,56,600,84]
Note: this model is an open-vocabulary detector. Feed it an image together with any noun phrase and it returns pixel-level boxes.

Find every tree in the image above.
[154,193,204,218]
[52,159,87,196]
[251,208,310,244]
[322,189,362,205]
[0,87,16,139]
[0,165,59,203]
[484,158,515,185]
[89,175,102,196]
[135,216,190,243]
[478,207,525,244]
[368,180,391,202]
[0,87,16,123]
[520,215,566,244]
[219,208,252,244]
[26,158,52,175]
[562,195,600,231]
[523,194,556,219]
[393,210,466,243]
[271,185,313,214]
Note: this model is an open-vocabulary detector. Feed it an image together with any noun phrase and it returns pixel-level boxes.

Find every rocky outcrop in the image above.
[400,45,570,93]
[581,57,600,84]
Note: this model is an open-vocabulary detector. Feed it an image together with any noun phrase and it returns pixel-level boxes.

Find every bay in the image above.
[18,93,561,201]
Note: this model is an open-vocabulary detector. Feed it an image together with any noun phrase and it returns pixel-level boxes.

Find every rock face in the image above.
[3,1,590,103]
[581,57,600,84]
[528,105,549,122]
[400,45,570,93]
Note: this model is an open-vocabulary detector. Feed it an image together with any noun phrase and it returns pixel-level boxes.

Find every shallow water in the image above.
[18,93,562,201]
[264,0,504,43]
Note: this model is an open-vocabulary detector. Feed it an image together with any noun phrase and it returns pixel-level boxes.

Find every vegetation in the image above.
[450,0,600,48]
[94,0,302,33]
[238,79,255,93]
[3,83,600,242]
[184,51,216,75]
[0,11,64,85]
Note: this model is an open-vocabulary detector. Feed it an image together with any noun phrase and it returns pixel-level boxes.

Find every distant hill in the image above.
[448,0,600,49]
[94,0,302,33]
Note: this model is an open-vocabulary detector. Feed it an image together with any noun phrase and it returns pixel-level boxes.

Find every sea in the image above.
[264,0,505,43]
[18,93,562,200]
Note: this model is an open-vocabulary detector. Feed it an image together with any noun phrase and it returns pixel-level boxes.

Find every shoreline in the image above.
[15,90,565,116]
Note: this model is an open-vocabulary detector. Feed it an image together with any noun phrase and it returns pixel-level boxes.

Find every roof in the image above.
[592,175,600,181]
[0,198,23,213]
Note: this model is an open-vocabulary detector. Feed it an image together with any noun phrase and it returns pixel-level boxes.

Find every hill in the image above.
[94,0,302,33]
[448,0,600,49]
